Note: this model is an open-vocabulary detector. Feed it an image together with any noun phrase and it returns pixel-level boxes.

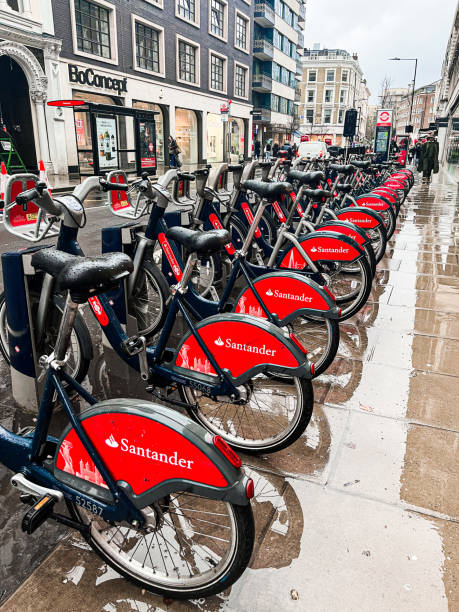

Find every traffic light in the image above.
[343,109,358,137]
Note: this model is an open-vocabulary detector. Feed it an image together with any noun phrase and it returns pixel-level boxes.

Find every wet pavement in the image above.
[0,170,458,611]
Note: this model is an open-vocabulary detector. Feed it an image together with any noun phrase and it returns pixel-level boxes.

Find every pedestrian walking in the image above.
[168,135,182,168]
[419,136,439,183]
[254,139,261,160]
[265,141,271,161]
[272,142,279,158]
[291,142,298,158]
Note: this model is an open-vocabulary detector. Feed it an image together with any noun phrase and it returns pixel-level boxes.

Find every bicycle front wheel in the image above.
[128,261,169,338]
[181,374,313,454]
[67,494,254,600]
[0,292,91,383]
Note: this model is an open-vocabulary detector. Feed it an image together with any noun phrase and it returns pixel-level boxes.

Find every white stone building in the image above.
[299,47,370,146]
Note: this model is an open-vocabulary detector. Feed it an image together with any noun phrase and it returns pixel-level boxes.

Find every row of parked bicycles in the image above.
[0,154,413,599]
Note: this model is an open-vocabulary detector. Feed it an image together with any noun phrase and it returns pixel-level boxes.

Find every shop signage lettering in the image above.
[68,65,128,95]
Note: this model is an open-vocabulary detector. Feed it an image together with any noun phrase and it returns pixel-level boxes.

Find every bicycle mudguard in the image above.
[233,272,339,323]
[279,231,365,270]
[335,207,385,230]
[106,170,131,214]
[173,314,310,384]
[54,399,251,507]
[315,220,371,247]
[353,193,395,213]
[372,188,399,204]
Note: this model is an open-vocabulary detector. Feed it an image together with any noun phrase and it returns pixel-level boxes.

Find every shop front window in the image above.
[230,117,245,162]
[73,90,117,172]
[176,108,198,165]
[207,113,224,162]
[133,100,164,165]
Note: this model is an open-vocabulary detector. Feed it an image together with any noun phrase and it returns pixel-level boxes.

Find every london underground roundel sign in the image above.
[377,110,393,127]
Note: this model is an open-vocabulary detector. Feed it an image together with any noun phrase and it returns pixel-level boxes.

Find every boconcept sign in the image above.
[68,64,128,95]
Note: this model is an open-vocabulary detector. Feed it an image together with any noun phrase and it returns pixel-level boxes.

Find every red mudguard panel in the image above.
[384,180,405,190]
[235,274,332,319]
[110,172,130,211]
[317,222,366,246]
[354,195,391,211]
[373,189,397,203]
[9,180,39,227]
[335,210,380,229]
[280,234,362,270]
[176,320,299,378]
[56,413,227,494]
[209,213,236,255]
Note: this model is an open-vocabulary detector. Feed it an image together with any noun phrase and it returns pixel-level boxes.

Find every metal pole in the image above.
[408,59,418,126]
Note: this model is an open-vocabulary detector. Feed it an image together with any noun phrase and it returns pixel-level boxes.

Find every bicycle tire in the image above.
[317,256,373,321]
[128,260,169,338]
[66,495,254,600]
[0,292,92,384]
[181,375,314,454]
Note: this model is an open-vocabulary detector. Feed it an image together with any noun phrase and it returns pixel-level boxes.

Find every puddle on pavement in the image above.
[0,179,458,609]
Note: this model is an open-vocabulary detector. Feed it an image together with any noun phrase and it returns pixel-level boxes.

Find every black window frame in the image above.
[210,0,225,38]
[235,13,248,51]
[210,53,225,91]
[178,39,197,83]
[75,0,111,59]
[135,21,160,73]
[235,64,247,98]
[177,0,196,23]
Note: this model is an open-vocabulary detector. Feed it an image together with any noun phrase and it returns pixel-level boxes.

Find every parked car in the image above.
[298,141,329,159]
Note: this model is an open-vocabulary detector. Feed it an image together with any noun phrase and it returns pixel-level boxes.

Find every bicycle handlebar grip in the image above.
[100,179,129,192]
[15,188,39,206]
[177,172,196,181]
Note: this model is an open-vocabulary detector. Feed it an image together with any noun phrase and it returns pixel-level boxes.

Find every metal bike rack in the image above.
[1,247,45,409]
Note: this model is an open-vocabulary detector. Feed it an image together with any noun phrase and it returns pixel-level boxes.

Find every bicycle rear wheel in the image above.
[67,494,254,600]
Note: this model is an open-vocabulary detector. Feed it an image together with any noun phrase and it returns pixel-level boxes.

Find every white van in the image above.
[298,141,329,159]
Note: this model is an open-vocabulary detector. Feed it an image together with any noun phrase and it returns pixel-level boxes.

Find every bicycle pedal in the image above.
[122,335,145,356]
[22,495,55,535]
[255,252,264,266]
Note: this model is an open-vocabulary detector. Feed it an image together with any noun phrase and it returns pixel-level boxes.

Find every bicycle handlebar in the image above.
[14,182,63,217]
[99,179,129,192]
[177,172,196,182]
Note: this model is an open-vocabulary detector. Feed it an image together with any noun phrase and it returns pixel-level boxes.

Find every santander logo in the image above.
[310,245,350,254]
[105,435,195,470]
[214,336,277,356]
[105,434,119,448]
[265,288,313,303]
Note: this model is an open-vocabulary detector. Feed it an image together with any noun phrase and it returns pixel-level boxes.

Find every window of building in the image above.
[326,69,335,82]
[274,0,282,17]
[323,108,332,123]
[306,109,314,123]
[74,0,112,59]
[273,30,283,51]
[177,36,199,85]
[271,94,280,113]
[135,20,161,74]
[307,89,315,103]
[176,0,199,26]
[339,89,347,104]
[279,97,288,115]
[234,62,248,99]
[209,0,226,40]
[324,88,333,103]
[209,51,226,92]
[308,70,317,83]
[338,109,344,123]
[235,10,249,53]
[341,70,349,83]
[272,62,280,82]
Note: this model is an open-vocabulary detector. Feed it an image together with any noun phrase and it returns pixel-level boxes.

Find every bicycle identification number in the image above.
[75,495,103,516]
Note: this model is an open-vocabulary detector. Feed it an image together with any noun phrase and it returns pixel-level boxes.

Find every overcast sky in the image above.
[304,0,458,103]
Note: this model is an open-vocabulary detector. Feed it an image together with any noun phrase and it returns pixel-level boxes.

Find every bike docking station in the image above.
[1,173,56,409]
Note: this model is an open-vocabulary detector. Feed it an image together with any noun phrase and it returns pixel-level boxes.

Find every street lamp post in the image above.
[389,57,418,130]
